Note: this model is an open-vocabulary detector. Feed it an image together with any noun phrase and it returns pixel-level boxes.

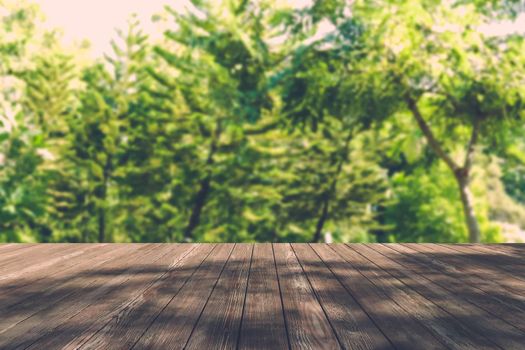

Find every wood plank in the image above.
[0,244,142,323]
[1,243,524,349]
[311,244,446,350]
[0,244,37,259]
[238,244,289,350]
[0,245,138,312]
[273,243,341,349]
[0,244,107,289]
[436,244,525,280]
[25,244,198,350]
[0,243,15,251]
[467,244,525,258]
[405,244,525,297]
[0,244,82,273]
[0,244,174,350]
[349,244,524,349]
[376,243,525,332]
[185,244,253,350]
[341,244,497,349]
[0,243,36,255]
[440,243,525,264]
[77,244,215,350]
[0,245,154,339]
[292,243,392,350]
[132,243,235,349]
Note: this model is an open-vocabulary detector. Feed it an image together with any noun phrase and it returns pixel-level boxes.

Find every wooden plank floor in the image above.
[1,244,524,349]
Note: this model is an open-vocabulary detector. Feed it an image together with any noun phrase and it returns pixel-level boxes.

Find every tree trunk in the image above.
[312,198,329,243]
[183,121,221,241]
[405,95,482,243]
[183,175,211,241]
[98,208,106,243]
[97,155,112,243]
[372,204,388,243]
[456,174,481,243]
[311,130,354,243]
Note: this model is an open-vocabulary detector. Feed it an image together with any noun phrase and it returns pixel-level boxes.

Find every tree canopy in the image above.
[1,0,524,243]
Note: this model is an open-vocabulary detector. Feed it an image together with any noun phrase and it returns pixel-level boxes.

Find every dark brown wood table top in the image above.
[0,243,524,349]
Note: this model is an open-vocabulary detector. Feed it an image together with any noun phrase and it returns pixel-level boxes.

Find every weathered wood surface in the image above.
[0,243,524,349]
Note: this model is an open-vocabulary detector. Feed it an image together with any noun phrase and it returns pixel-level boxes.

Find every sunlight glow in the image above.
[479,12,525,37]
[36,0,525,58]
[38,0,188,57]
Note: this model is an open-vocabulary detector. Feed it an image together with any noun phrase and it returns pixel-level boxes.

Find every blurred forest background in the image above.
[1,0,525,243]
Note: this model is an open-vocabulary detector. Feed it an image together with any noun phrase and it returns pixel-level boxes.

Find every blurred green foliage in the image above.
[1,0,524,243]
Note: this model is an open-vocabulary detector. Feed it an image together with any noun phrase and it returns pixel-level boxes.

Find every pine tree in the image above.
[66,17,151,242]
[150,0,277,241]
[18,52,79,241]
[0,0,50,241]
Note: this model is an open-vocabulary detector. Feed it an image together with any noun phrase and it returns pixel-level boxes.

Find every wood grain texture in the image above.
[405,244,525,297]
[378,243,525,331]
[436,243,525,281]
[238,244,289,350]
[292,243,392,350]
[0,243,36,256]
[348,244,524,349]
[185,243,253,350]
[132,243,235,349]
[0,245,145,334]
[78,244,214,350]
[273,243,341,350]
[0,243,524,350]
[26,244,196,350]
[0,244,115,292]
[314,244,446,350]
[0,244,80,274]
[0,244,166,350]
[0,244,137,314]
